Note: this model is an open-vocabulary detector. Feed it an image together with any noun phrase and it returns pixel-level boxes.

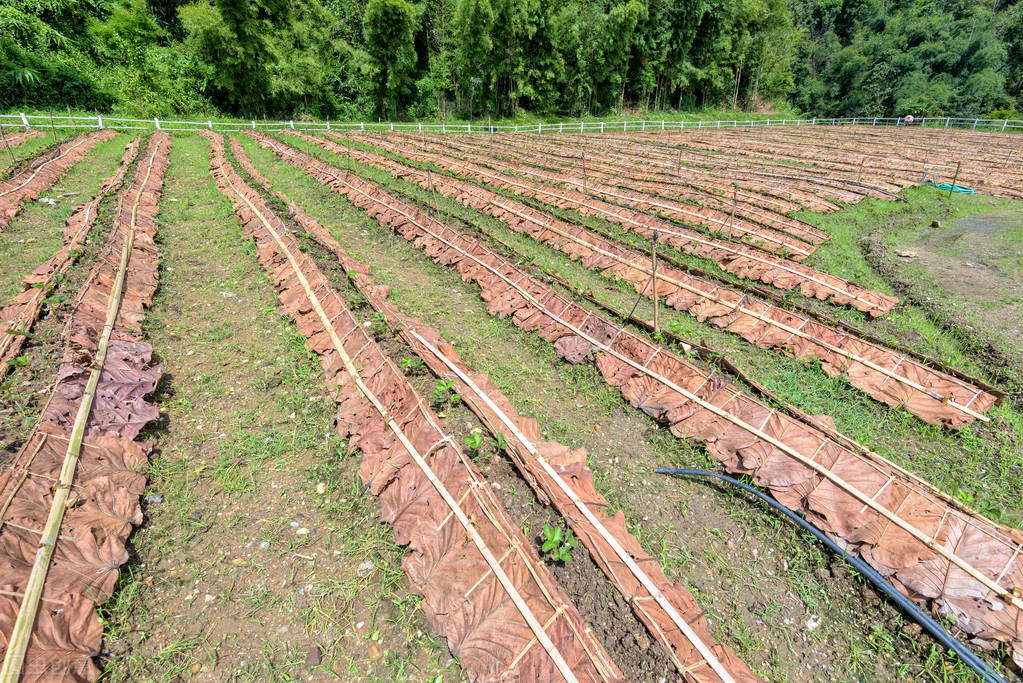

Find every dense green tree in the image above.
[3,0,1019,119]
[362,0,421,118]
[791,0,1015,117]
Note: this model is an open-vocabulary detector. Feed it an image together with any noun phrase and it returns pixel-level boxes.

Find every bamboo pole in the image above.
[0,137,161,682]
[651,230,659,334]
[0,124,14,165]
[948,161,962,198]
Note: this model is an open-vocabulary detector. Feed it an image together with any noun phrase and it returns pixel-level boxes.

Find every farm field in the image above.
[0,123,1021,682]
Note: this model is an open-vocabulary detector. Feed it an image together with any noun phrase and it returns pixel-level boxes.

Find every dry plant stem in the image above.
[217,155,583,683]
[0,126,13,164]
[0,138,159,682]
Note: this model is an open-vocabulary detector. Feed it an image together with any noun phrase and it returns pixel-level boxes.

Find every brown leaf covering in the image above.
[0,137,141,378]
[261,174,759,681]
[377,131,823,259]
[411,131,826,241]
[251,130,1023,669]
[665,126,1023,201]
[0,132,169,680]
[0,130,119,231]
[206,131,622,682]
[293,131,992,428]
[318,130,897,316]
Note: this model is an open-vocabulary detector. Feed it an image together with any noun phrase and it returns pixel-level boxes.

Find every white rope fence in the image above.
[3,112,1022,135]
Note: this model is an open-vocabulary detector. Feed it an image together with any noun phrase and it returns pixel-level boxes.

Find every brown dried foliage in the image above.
[0,137,142,378]
[0,132,169,681]
[294,131,990,428]
[251,130,1023,669]
[207,131,622,682]
[317,130,897,316]
[0,131,119,230]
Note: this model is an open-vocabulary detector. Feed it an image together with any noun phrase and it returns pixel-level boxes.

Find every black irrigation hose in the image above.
[653,467,1007,683]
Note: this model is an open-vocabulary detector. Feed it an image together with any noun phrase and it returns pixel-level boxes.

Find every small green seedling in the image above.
[41,294,67,305]
[491,433,507,450]
[540,523,577,563]
[431,379,460,407]
[369,312,388,336]
[400,356,425,372]
[464,430,484,452]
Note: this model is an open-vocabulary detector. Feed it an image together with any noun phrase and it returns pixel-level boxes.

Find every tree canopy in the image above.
[1,0,1019,119]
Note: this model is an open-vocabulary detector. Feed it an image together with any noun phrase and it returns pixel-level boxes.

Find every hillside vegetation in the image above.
[1,0,1020,120]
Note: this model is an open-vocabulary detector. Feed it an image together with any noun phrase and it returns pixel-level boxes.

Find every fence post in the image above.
[812,117,816,126]
[680,119,684,130]
[19,112,29,130]
[442,122,446,133]
[208,120,213,129]
[419,122,422,133]
[600,121,604,133]
[154,117,160,130]
[252,120,257,130]
[361,122,365,131]
[1002,119,1008,132]
[642,120,646,132]
[559,122,563,133]
[289,120,295,129]
[945,117,950,128]
[96,115,103,130]
[972,118,979,130]
[539,122,543,134]
[580,121,584,132]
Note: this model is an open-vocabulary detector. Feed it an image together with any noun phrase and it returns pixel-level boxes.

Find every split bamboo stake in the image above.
[728,181,737,233]
[948,161,962,198]
[298,163,1022,610]
[581,151,586,194]
[215,157,583,683]
[0,137,162,682]
[0,124,14,165]
[651,230,659,334]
